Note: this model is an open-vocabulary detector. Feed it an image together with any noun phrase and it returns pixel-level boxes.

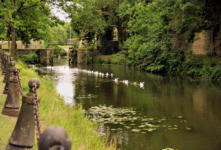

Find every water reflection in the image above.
[39,63,221,150]
[55,66,75,105]
[41,66,76,105]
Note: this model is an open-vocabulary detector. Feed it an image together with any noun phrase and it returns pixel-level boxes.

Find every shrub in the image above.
[54,46,67,57]
[18,52,39,64]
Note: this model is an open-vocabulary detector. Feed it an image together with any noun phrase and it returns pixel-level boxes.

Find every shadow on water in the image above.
[38,59,221,150]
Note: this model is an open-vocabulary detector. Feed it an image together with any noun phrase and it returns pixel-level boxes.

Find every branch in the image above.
[16,2,25,15]
[16,2,39,15]
[0,0,6,8]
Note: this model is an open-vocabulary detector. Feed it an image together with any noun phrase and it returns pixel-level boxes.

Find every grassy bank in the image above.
[94,52,126,65]
[0,61,114,150]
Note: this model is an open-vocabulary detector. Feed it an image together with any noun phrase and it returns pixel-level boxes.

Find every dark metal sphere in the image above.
[28,78,40,89]
[39,126,72,150]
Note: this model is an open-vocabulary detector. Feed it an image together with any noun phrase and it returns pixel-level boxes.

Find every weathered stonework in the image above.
[191,28,221,56]
[191,30,212,55]
[69,48,98,65]
[213,25,221,56]
[17,49,54,66]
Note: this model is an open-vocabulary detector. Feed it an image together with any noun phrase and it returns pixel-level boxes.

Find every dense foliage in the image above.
[123,0,221,80]
[0,0,54,56]
[48,23,75,45]
[18,52,40,64]
[60,0,130,54]
[54,46,67,57]
[1,0,220,80]
[58,0,221,80]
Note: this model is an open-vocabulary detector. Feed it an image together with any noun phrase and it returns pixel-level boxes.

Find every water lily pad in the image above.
[131,129,141,133]
[168,127,178,130]
[185,127,192,131]
[139,125,146,128]
[124,126,131,129]
[144,128,157,132]
[145,123,159,128]
[162,148,175,150]
[87,105,188,136]
[177,115,183,119]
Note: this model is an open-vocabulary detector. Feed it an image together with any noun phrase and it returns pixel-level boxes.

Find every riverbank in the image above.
[93,52,221,81]
[0,61,114,150]
[94,52,126,65]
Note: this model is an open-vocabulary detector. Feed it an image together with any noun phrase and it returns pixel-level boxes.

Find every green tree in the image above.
[49,24,68,45]
[124,0,204,74]
[0,0,52,57]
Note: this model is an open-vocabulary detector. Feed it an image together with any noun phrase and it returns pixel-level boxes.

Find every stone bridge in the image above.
[1,48,54,66]
[69,48,98,65]
[17,49,54,66]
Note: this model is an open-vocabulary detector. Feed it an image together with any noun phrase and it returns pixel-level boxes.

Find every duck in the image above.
[106,72,109,78]
[132,82,138,86]
[101,73,105,78]
[122,80,129,86]
[139,82,144,89]
[94,71,99,76]
[110,73,114,78]
[114,78,119,83]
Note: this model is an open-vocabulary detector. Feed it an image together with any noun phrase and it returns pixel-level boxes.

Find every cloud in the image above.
[51,6,71,22]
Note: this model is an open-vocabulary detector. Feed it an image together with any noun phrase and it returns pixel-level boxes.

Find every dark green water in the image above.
[40,61,221,150]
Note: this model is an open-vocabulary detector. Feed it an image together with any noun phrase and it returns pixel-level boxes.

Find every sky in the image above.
[51,6,71,22]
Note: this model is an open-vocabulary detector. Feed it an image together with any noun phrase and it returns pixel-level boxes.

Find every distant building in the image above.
[0,40,45,49]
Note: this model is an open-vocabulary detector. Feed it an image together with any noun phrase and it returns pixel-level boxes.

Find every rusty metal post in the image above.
[0,46,3,68]
[3,54,9,81]
[2,53,7,76]
[2,62,20,117]
[6,78,40,150]
[39,126,72,150]
[1,53,5,73]
[3,56,13,83]
[3,57,14,94]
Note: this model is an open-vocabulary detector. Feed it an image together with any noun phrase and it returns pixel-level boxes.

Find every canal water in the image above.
[39,59,221,150]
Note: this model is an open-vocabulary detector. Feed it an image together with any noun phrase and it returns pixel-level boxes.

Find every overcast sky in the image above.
[51,6,71,22]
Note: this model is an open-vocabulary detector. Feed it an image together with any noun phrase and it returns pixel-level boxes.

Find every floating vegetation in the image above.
[87,105,160,133]
[75,94,97,99]
[162,148,177,150]
[87,105,192,134]
[177,115,184,119]
[185,127,192,131]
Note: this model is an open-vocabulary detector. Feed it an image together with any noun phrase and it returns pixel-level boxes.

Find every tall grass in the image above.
[0,73,17,149]
[0,62,114,150]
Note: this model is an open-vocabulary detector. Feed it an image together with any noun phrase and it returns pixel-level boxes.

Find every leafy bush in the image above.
[54,46,67,57]
[18,52,39,64]
[183,56,221,80]
[120,0,221,80]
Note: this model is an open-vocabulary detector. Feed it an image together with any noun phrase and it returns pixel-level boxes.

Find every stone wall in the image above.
[17,49,53,66]
[0,40,44,49]
[77,50,87,65]
[69,48,98,65]
[191,28,221,56]
[213,25,221,56]
[39,49,54,66]
[16,49,38,55]
[191,30,212,55]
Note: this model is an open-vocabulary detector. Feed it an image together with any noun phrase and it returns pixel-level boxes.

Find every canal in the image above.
[39,59,221,150]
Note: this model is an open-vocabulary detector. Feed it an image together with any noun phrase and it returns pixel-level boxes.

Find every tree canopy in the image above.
[0,0,53,56]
